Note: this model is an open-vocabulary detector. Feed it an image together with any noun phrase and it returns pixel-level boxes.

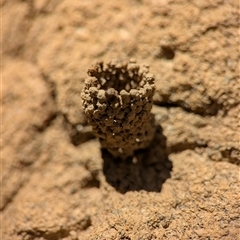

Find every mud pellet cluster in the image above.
[81,59,156,159]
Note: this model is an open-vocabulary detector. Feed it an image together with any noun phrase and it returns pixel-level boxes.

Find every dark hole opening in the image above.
[162,46,175,59]
[157,46,175,60]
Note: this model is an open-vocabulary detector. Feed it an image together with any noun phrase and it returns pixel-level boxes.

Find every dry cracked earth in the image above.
[1,0,240,239]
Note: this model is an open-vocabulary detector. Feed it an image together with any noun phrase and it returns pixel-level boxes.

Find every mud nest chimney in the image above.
[81,59,156,159]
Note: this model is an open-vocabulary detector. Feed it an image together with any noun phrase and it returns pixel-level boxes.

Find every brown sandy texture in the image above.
[1,58,56,211]
[2,0,240,239]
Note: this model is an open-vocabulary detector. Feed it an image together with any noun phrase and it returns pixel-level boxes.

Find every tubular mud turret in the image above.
[81,59,156,159]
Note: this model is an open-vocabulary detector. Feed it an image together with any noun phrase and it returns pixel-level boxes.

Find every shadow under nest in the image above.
[102,125,172,193]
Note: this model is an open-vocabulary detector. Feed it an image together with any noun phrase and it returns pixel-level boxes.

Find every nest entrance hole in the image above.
[88,61,145,93]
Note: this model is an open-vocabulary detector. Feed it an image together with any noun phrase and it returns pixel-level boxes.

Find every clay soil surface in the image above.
[2,0,240,239]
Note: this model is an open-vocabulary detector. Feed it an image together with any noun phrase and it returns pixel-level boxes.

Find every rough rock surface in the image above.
[2,0,239,239]
[81,60,156,159]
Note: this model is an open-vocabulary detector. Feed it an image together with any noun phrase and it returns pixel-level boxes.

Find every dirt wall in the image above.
[2,0,239,239]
